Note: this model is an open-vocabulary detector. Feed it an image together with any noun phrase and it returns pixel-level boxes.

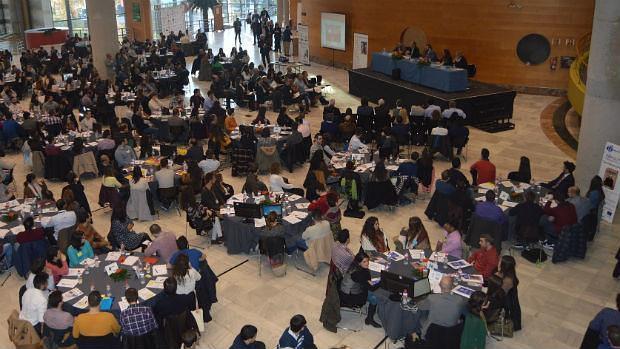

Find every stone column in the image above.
[575,0,620,193]
[86,0,118,80]
[277,0,289,26]
[27,0,53,28]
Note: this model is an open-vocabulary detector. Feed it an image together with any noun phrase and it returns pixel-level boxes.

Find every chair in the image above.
[18,285,26,310]
[169,125,186,144]
[121,330,159,349]
[258,236,287,277]
[467,64,477,78]
[425,322,465,349]
[158,187,178,210]
[13,239,49,277]
[466,215,504,252]
[43,326,73,349]
[98,185,122,209]
[552,223,587,264]
[73,151,99,178]
[424,191,452,226]
[57,225,76,255]
[159,144,176,158]
[161,310,198,349]
[7,309,45,349]
[230,146,254,177]
[31,150,45,178]
[76,333,122,349]
[44,154,72,180]
[364,180,398,210]
[296,233,334,276]
[255,145,280,174]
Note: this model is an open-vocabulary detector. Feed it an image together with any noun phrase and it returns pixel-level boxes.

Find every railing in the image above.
[567,32,591,115]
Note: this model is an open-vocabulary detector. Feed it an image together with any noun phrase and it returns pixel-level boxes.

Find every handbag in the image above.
[488,309,514,338]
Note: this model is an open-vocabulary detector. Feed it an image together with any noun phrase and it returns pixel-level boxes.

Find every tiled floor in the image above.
[0,26,617,349]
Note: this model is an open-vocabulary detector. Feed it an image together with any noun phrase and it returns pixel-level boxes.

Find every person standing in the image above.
[282,25,292,56]
[233,17,242,45]
[273,23,282,54]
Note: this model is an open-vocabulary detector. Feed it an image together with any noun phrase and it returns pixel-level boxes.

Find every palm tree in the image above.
[186,0,219,32]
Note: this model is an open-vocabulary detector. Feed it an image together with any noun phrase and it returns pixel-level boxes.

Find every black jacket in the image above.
[196,261,218,322]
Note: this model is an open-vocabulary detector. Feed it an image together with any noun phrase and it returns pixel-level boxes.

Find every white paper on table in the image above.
[81,258,96,267]
[290,211,308,219]
[219,207,234,215]
[287,194,302,202]
[67,268,84,277]
[118,297,130,312]
[10,225,25,235]
[73,296,89,309]
[7,200,19,207]
[447,259,472,270]
[513,187,524,193]
[499,191,511,201]
[479,182,495,190]
[409,249,425,260]
[428,269,444,293]
[332,162,346,169]
[254,217,266,228]
[122,256,139,266]
[295,203,310,209]
[56,278,79,288]
[368,261,386,273]
[477,189,488,194]
[40,217,52,226]
[474,196,486,202]
[142,240,152,246]
[520,183,531,189]
[430,252,447,263]
[501,181,514,188]
[152,265,168,276]
[0,229,10,238]
[104,263,119,275]
[138,288,156,301]
[283,215,301,224]
[452,285,476,299]
[386,165,399,171]
[62,288,83,302]
[385,251,405,261]
[146,279,164,289]
[155,276,167,282]
[106,251,121,261]
[503,201,518,208]
[41,207,58,214]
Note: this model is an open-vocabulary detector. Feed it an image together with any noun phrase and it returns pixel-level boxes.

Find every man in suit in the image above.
[541,161,575,197]
[417,275,466,339]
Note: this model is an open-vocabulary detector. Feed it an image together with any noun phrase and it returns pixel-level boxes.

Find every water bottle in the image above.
[120,243,125,255]
[402,289,409,305]
[183,161,188,172]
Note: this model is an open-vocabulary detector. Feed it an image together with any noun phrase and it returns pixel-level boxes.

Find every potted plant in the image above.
[186,0,220,32]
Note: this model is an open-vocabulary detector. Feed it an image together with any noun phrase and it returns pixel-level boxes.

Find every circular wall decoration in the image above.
[516,34,551,65]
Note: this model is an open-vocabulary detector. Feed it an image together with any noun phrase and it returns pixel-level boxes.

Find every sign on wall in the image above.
[598,142,620,223]
[132,3,141,22]
[298,24,309,65]
[160,5,186,35]
[353,32,368,69]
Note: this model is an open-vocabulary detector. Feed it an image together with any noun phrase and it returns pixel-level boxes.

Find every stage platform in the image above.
[348,68,517,133]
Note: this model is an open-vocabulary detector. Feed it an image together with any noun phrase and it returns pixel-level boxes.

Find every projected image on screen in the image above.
[321,13,346,51]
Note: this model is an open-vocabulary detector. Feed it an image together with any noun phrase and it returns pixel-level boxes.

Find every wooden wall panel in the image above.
[125,0,153,41]
[299,0,594,89]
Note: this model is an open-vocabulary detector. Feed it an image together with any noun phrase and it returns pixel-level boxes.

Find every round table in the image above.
[220,192,312,254]
[57,252,168,316]
[371,250,482,341]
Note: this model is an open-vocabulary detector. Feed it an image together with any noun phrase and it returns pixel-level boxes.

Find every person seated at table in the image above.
[348,127,369,153]
[155,158,176,210]
[80,110,96,131]
[172,253,201,295]
[277,314,316,349]
[460,291,489,349]
[417,275,466,339]
[339,113,356,142]
[474,190,507,225]
[23,173,53,200]
[304,154,329,201]
[67,231,95,267]
[114,137,137,168]
[126,165,155,221]
[224,108,238,134]
[360,216,390,253]
[436,219,463,258]
[485,255,521,332]
[251,106,270,125]
[442,100,466,120]
[435,170,456,196]
[143,224,178,263]
[332,229,354,274]
[97,129,116,151]
[509,190,544,249]
[541,192,578,250]
[213,172,234,203]
[44,290,74,343]
[185,138,204,163]
[242,164,268,194]
[424,43,438,62]
[20,273,49,335]
[378,128,398,161]
[277,107,295,128]
[541,161,576,197]
[567,186,592,224]
[365,162,398,210]
[119,287,158,337]
[45,246,69,284]
[189,89,204,111]
[507,156,531,183]
[139,134,154,160]
[467,234,499,279]
[198,150,221,174]
[587,175,606,211]
[470,148,496,185]
[73,291,121,340]
[287,209,331,254]
[42,199,77,239]
[339,251,381,328]
[394,216,431,251]
[430,118,448,137]
[170,236,206,270]
[110,207,152,251]
[153,277,196,324]
[15,216,46,244]
[441,49,453,66]
[269,162,304,196]
[454,51,468,69]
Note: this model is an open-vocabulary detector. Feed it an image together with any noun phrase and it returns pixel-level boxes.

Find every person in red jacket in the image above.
[467,234,499,279]
[470,148,496,185]
[542,192,577,249]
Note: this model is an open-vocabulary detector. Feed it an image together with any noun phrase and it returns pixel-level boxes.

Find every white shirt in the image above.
[148,98,163,114]
[361,234,389,252]
[442,107,466,119]
[20,288,48,326]
[348,135,367,152]
[298,120,311,138]
[26,272,55,290]
[302,220,331,241]
[154,168,175,188]
[198,159,220,174]
[43,210,77,236]
[269,174,293,192]
[175,268,201,295]
[424,105,442,119]
[129,178,149,191]
[80,117,95,131]
[431,127,448,136]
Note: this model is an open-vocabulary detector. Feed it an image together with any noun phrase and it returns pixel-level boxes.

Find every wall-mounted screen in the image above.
[321,12,346,51]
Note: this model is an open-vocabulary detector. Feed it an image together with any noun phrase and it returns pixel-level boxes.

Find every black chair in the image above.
[467,64,477,78]
[76,334,122,349]
[466,215,504,252]
[44,154,72,180]
[169,126,186,144]
[121,330,160,349]
[424,322,464,349]
[424,191,453,226]
[18,284,26,309]
[161,311,198,349]
[160,144,176,157]
[364,180,398,210]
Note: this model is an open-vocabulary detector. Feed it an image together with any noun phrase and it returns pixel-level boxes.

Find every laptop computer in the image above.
[412,277,432,299]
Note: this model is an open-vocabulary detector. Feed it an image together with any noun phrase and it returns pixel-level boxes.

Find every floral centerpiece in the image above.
[0,211,18,223]
[391,51,404,60]
[417,57,431,66]
[109,268,131,282]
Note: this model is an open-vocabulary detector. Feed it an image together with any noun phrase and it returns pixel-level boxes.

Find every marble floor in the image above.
[0,26,618,349]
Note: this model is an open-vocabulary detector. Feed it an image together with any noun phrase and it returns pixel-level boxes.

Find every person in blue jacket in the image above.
[277,314,316,349]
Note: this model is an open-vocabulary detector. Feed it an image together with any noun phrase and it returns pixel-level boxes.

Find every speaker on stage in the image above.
[391,68,401,80]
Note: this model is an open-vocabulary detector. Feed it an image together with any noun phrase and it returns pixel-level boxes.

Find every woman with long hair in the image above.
[486,255,522,331]
[23,173,53,200]
[66,232,94,267]
[126,165,154,221]
[460,291,489,349]
[45,246,68,285]
[110,207,151,251]
[417,148,434,197]
[507,156,531,183]
[360,216,390,253]
[339,251,381,328]
[395,217,431,250]
[172,253,201,295]
[586,175,605,209]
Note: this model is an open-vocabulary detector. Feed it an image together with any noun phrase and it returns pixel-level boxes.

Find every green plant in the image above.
[187,0,220,31]
[110,268,131,282]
